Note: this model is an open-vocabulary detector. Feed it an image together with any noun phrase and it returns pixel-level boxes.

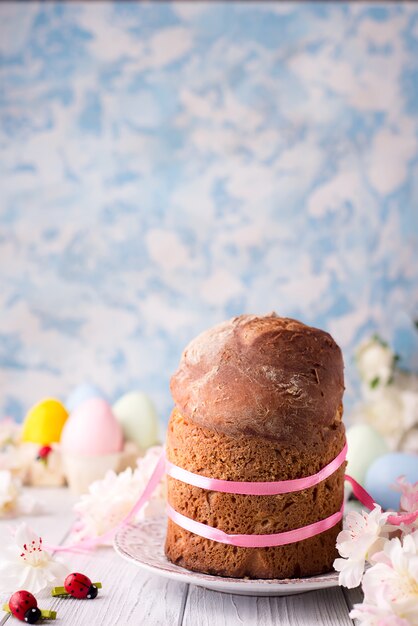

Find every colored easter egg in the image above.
[65,383,107,413]
[113,391,159,451]
[22,398,68,445]
[61,398,123,456]
[346,423,389,484]
[365,452,418,510]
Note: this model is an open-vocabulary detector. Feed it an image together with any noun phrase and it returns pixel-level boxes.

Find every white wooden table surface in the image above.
[0,488,362,626]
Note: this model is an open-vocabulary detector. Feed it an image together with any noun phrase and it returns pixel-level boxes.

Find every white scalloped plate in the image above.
[113,516,340,596]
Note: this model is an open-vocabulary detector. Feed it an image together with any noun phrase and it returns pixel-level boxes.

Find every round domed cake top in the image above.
[170,313,344,441]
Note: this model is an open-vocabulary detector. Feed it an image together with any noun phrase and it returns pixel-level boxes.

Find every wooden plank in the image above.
[182,586,354,626]
[0,613,9,626]
[342,587,363,609]
[342,587,364,626]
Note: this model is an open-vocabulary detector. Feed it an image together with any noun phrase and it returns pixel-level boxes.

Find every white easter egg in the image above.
[346,423,389,484]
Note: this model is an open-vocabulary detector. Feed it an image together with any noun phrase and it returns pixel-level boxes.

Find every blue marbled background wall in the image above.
[1,2,418,424]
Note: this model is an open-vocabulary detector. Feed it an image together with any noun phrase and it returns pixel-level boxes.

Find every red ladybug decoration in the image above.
[36,445,52,462]
[51,572,102,599]
[3,590,56,623]
[9,591,40,623]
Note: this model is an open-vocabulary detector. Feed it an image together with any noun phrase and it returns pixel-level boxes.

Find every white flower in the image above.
[0,446,19,472]
[352,368,418,450]
[353,532,418,625]
[0,419,23,474]
[0,470,39,517]
[0,523,69,593]
[334,506,393,588]
[73,446,165,543]
[350,600,410,626]
[0,417,20,447]
[0,470,21,515]
[356,386,405,447]
[356,337,395,389]
[73,467,144,542]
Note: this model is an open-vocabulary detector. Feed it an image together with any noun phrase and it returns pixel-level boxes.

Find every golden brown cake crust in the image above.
[170,313,344,442]
[165,410,345,579]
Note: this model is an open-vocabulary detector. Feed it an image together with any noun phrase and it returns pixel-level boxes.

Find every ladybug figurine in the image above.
[52,572,102,599]
[36,445,52,463]
[2,590,56,623]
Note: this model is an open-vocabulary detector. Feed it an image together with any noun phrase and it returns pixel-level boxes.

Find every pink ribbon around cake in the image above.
[48,445,418,553]
[166,503,344,548]
[166,443,348,495]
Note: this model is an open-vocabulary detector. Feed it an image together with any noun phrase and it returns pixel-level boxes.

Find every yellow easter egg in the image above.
[22,398,69,445]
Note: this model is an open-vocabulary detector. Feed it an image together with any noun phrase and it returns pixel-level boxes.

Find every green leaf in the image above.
[371,333,388,348]
[370,376,380,389]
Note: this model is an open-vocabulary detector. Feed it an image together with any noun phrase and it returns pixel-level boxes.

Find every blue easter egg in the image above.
[365,452,418,510]
[65,383,107,413]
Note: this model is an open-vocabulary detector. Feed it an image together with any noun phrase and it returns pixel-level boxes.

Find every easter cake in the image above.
[165,313,346,579]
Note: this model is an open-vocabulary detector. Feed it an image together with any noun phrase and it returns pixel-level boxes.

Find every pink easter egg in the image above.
[61,398,123,456]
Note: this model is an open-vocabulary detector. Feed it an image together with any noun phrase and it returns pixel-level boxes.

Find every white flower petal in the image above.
[342,559,365,588]
[72,446,165,543]
[15,522,39,548]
